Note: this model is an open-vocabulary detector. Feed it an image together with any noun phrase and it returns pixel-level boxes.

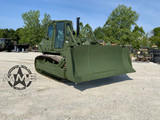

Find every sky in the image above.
[0,0,160,33]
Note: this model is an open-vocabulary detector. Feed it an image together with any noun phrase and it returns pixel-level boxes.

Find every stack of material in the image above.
[153,49,160,64]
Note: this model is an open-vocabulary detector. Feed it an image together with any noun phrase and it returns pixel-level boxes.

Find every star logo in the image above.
[4,65,36,90]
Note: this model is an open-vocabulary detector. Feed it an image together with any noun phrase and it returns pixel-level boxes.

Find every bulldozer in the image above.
[34,18,135,83]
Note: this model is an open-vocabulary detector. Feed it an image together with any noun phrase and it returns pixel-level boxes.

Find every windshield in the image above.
[54,22,65,49]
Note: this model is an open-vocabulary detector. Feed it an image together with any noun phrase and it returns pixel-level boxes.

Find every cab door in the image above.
[54,22,65,51]
[39,24,54,53]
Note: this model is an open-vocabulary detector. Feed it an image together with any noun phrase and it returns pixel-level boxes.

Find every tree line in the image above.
[0,5,159,48]
[0,10,51,46]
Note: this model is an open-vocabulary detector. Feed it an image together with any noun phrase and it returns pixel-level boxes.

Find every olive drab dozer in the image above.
[35,18,135,83]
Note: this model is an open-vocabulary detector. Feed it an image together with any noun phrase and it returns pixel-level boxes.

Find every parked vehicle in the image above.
[0,38,14,52]
[0,38,29,52]
[34,18,135,83]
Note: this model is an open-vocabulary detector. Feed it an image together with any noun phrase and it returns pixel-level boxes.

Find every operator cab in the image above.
[40,20,73,53]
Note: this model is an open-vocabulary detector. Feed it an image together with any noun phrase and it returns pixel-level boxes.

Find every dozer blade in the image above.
[66,45,135,83]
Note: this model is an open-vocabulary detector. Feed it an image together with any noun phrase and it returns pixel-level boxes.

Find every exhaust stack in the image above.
[76,17,80,37]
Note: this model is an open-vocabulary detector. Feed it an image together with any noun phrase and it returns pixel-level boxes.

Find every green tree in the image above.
[79,22,84,37]
[83,24,93,38]
[104,5,139,45]
[21,10,41,45]
[131,25,145,49]
[7,29,16,39]
[152,27,160,36]
[14,28,24,43]
[149,27,160,48]
[0,29,16,39]
[41,13,52,38]
[132,25,145,35]
[94,27,105,40]
[79,22,94,39]
[0,29,7,38]
[150,36,160,48]
[141,36,149,47]
[22,10,40,28]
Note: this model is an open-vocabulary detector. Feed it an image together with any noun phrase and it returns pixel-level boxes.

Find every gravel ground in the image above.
[0,52,160,120]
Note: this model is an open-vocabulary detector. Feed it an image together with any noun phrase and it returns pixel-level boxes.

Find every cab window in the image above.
[66,23,71,36]
[54,22,65,49]
[47,25,53,38]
